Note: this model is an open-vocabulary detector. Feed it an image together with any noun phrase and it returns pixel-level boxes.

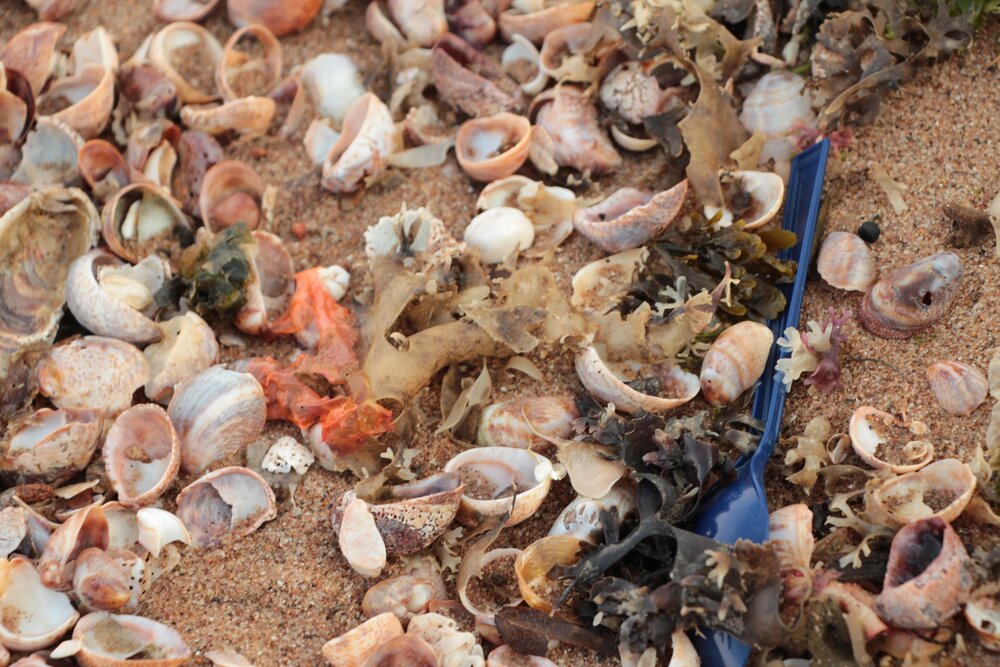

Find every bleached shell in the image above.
[321,92,399,194]
[609,124,659,152]
[738,71,816,167]
[362,573,446,626]
[577,346,699,414]
[361,634,438,667]
[432,33,525,118]
[101,183,193,264]
[538,22,600,82]
[573,181,688,252]
[478,395,578,450]
[180,97,276,136]
[36,64,115,140]
[570,247,647,311]
[70,612,191,666]
[144,311,220,403]
[533,86,620,174]
[464,207,535,263]
[501,34,549,96]
[548,481,635,544]
[407,612,484,667]
[488,645,559,666]
[0,407,103,484]
[104,404,181,507]
[300,53,365,123]
[0,556,79,651]
[926,361,988,416]
[217,24,282,102]
[867,458,975,528]
[166,366,266,475]
[700,321,774,407]
[848,406,933,473]
[72,547,144,611]
[498,1,595,44]
[176,466,276,548]
[860,252,963,339]
[443,447,554,527]
[261,436,314,475]
[337,497,386,578]
[11,117,85,188]
[234,231,295,335]
[149,22,224,104]
[103,501,140,552]
[364,205,447,261]
[198,160,265,233]
[69,26,118,73]
[599,61,663,125]
[817,231,876,292]
[964,596,1000,652]
[456,112,532,182]
[136,507,191,557]
[38,504,109,591]
[154,0,223,22]
[36,336,149,416]
[703,170,785,229]
[322,612,403,667]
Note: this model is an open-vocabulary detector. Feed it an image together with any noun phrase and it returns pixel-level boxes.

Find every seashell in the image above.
[768,504,814,604]
[228,0,322,36]
[455,113,532,182]
[180,96,277,136]
[332,473,464,555]
[101,183,193,263]
[154,0,223,22]
[860,252,963,339]
[362,572,446,626]
[11,117,84,188]
[166,366,266,475]
[848,406,933,473]
[703,170,785,229]
[0,556,79,651]
[574,181,688,252]
[874,517,972,629]
[37,65,115,140]
[599,61,666,126]
[0,22,66,98]
[488,645,559,666]
[576,346,699,414]
[0,407,103,485]
[65,251,169,345]
[118,59,179,117]
[322,92,400,194]
[532,86,620,174]
[515,535,581,612]
[366,0,448,47]
[136,507,191,556]
[304,119,340,166]
[964,594,1000,652]
[463,207,535,263]
[361,635,438,667]
[498,0,595,44]
[38,503,109,591]
[478,395,578,450]
[407,613,484,667]
[816,231,875,292]
[443,447,554,527]
[216,25,282,102]
[867,458,975,528]
[125,120,181,176]
[364,205,448,261]
[477,175,576,253]
[571,247,647,311]
[72,547,143,611]
[78,139,136,200]
[198,160,266,232]
[609,123,659,152]
[700,321,774,406]
[432,33,525,118]
[174,130,224,215]
[36,336,149,417]
[144,312,220,403]
[205,649,256,667]
[926,361,988,416]
[448,0,498,48]
[176,466,276,549]
[0,182,32,217]
[548,481,635,544]
[261,436,315,475]
[300,53,366,123]
[739,71,816,169]
[104,405,181,507]
[501,34,549,96]
[149,22,224,104]
[322,612,404,667]
[1,66,35,145]
[65,612,191,666]
[538,22,609,82]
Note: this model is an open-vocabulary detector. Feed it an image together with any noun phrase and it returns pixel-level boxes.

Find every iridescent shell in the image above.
[175,466,276,549]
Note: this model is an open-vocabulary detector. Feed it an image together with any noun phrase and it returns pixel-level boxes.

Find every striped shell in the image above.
[817,231,876,292]
[700,321,774,406]
[104,404,181,507]
[860,252,963,339]
[738,71,816,167]
[478,395,578,450]
[926,361,988,416]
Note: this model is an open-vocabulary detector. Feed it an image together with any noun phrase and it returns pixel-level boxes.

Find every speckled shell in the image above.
[0,407,103,484]
[37,504,109,591]
[478,395,578,450]
[71,612,191,667]
[175,466,276,548]
[573,180,687,252]
[0,556,79,651]
[455,112,532,182]
[738,71,816,166]
[700,321,774,406]
[322,613,404,667]
[576,346,700,414]
[874,517,972,630]
[926,361,988,416]
[104,404,181,508]
[817,231,876,292]
[321,92,399,194]
[432,33,525,118]
[443,447,553,527]
[860,252,963,339]
[867,458,975,528]
[36,336,149,416]
[72,546,144,611]
[532,86,620,174]
[768,504,814,604]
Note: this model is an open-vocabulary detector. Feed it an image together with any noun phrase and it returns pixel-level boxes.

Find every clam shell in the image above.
[166,366,266,475]
[198,160,265,232]
[464,207,535,262]
[0,22,66,98]
[478,395,578,450]
[217,24,282,102]
[180,96,277,136]
[576,345,700,414]
[234,232,294,335]
[101,183,193,263]
[361,573,446,627]
[228,0,322,36]
[11,116,85,188]
[0,556,79,651]
[874,517,972,629]
[322,613,404,667]
[37,65,115,140]
[149,22,224,104]
[817,231,875,292]
[703,170,785,229]
[443,447,554,527]
[104,404,181,507]
[964,595,1000,652]
[38,503,109,591]
[72,547,143,611]
[0,407,103,484]
[456,112,532,182]
[300,53,365,123]
[926,361,988,416]
[860,252,963,339]
[321,92,399,194]
[176,466,276,549]
[69,612,191,667]
[154,0,223,22]
[367,0,447,47]
[498,1,595,44]
[432,33,525,118]
[573,180,688,252]
[739,71,816,168]
[867,458,975,528]
[36,336,149,417]
[848,406,933,473]
[547,481,635,545]
[532,86,620,174]
[144,311,220,403]
[700,321,774,406]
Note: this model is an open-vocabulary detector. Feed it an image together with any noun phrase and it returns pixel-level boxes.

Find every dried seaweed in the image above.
[159,223,252,319]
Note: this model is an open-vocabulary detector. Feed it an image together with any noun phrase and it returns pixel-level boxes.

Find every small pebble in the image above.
[250,146,268,159]
[291,222,308,240]
[858,220,881,243]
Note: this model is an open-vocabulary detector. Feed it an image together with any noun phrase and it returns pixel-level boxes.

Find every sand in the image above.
[2,1,999,665]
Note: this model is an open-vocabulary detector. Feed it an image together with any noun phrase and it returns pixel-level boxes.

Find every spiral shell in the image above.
[0,556,79,651]
[176,466,276,548]
[69,612,191,666]
[926,361,988,416]
[101,183,193,264]
[322,613,404,667]
[738,71,816,168]
[321,93,399,194]
[532,86,620,174]
[443,447,554,527]
[848,406,933,473]
[38,503,109,591]
[817,231,876,292]
[36,336,149,417]
[456,112,532,182]
[72,547,144,611]
[198,160,266,232]
[860,252,963,339]
[573,181,688,252]
[104,404,181,508]
[576,346,700,414]
[432,33,524,118]
[867,458,975,528]
[478,395,578,450]
[700,321,774,407]
[0,407,103,485]
[144,311,220,403]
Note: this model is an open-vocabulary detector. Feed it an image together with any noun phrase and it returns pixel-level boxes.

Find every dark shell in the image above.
[859,252,962,339]
[431,32,524,118]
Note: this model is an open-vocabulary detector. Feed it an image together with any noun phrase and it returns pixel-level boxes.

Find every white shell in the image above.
[338,497,387,578]
[301,53,366,123]
[11,118,84,188]
[548,481,635,544]
[443,447,554,527]
[848,406,933,473]
[576,346,700,414]
[1,407,103,484]
[739,71,816,167]
[261,436,315,475]
[105,404,181,507]
[703,171,785,229]
[407,613,485,667]
[69,612,191,665]
[501,34,549,96]
[464,207,535,264]
[867,458,975,528]
[599,61,662,125]
[144,311,220,403]
[36,336,149,417]
[364,206,447,261]
[817,231,876,292]
[0,556,79,651]
[926,361,989,416]
[321,92,399,194]
[137,507,192,557]
[700,321,774,406]
[176,466,277,548]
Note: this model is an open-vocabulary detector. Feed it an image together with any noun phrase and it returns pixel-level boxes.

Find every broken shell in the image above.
[322,612,404,667]
[36,336,149,416]
[477,175,576,253]
[69,612,191,666]
[478,395,578,450]
[361,635,437,667]
[532,86,620,174]
[332,473,464,555]
[304,119,340,166]
[0,22,66,98]
[0,556,79,651]
[700,321,774,407]
[515,534,581,612]
[432,33,525,118]
[548,481,635,544]
[599,61,666,126]
[574,181,688,252]
[234,231,294,334]
[0,408,103,485]
[37,65,115,140]
[964,595,1000,652]
[488,646,559,666]
[136,507,191,556]
[366,0,448,47]
[407,613,484,667]
[456,113,532,182]
[261,436,315,475]
[104,404,181,507]
[228,0,322,36]
[103,502,140,552]
[72,547,143,611]
[0,182,32,217]
[848,407,933,473]
[768,504,814,604]
[300,53,365,123]
[143,311,220,403]
[180,96,277,136]
[166,366,266,475]
[154,0,223,22]
[198,160,265,232]
[364,205,447,261]
[362,573,446,626]
[571,247,647,311]
[868,458,975,527]
[538,22,607,82]
[609,124,659,152]
[874,517,972,629]
[65,251,168,344]
[498,0,595,44]
[78,139,135,200]
[176,466,276,548]
[321,92,399,194]
[1,66,35,144]
[576,346,699,414]
[926,361,988,416]
[338,497,387,578]
[463,207,535,263]
[860,252,963,339]
[448,0,497,47]
[217,25,282,102]
[119,62,179,117]
[817,231,876,292]
[443,447,554,526]
[101,183,193,263]
[739,71,816,169]
[149,22,224,104]
[703,170,785,229]
[174,130,224,215]
[501,34,549,96]
[38,503,109,590]
[11,117,84,188]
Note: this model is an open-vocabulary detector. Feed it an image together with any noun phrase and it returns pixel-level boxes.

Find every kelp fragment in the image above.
[159,223,252,318]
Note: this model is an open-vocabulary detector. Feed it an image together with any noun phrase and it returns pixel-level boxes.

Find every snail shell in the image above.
[571,247,647,311]
[176,466,276,548]
[768,504,814,604]
[407,613,484,667]
[867,458,975,528]
[573,180,688,252]
[432,33,525,118]
[501,34,549,96]
[361,635,438,667]
[532,86,620,174]
[848,406,933,473]
[443,447,554,527]
[11,116,85,188]
[217,24,282,102]
[538,22,604,82]
[515,535,582,612]
[104,404,181,508]
[478,395,578,450]
[37,64,116,140]
[321,92,400,194]
[0,407,103,485]
[228,0,322,36]
[68,612,191,666]
[463,207,535,263]
[498,0,595,44]
[234,231,295,335]
[703,170,785,229]
[455,112,532,182]
[477,175,576,253]
[0,556,79,651]
[700,321,774,407]
[576,346,699,414]
[72,546,144,611]
[149,22,224,104]
[174,130,224,215]
[860,252,963,339]
[926,361,988,416]
[144,311,220,403]
[38,504,109,591]
[322,612,404,667]
[739,71,816,168]
[361,572,446,627]
[366,0,448,47]
[548,481,635,545]
[36,336,149,417]
[101,183,193,263]
[964,595,1000,652]
[198,160,266,232]
[817,231,876,292]
[300,53,365,124]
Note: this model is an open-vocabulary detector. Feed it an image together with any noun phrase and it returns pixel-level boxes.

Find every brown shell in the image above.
[322,613,404,667]
[573,180,688,252]
[216,24,282,102]
[860,252,963,339]
[173,130,224,215]
[0,22,66,97]
[37,503,109,590]
[447,0,497,47]
[228,0,322,37]
[0,407,103,485]
[198,160,265,232]
[78,139,137,200]
[1,67,35,144]
[37,65,115,140]
[432,32,525,118]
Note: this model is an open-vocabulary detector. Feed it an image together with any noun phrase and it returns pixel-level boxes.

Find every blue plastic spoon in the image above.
[691,139,831,667]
